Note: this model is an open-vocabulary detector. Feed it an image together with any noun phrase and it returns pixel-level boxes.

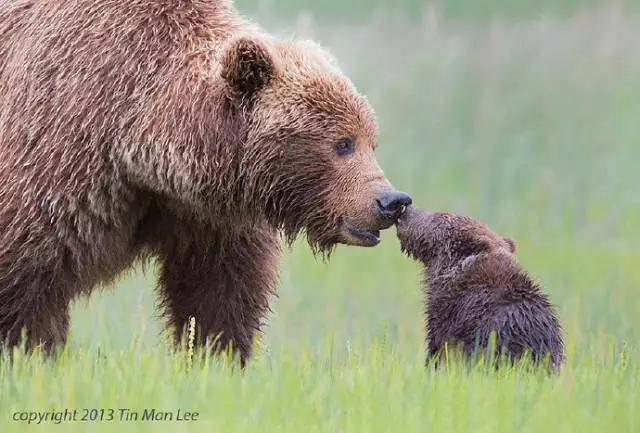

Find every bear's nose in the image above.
[376,191,412,222]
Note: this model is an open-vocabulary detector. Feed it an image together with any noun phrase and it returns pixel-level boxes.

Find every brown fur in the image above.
[0,0,401,362]
[397,208,564,370]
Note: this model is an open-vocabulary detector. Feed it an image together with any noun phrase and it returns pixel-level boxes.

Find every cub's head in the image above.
[219,35,410,254]
[396,207,516,269]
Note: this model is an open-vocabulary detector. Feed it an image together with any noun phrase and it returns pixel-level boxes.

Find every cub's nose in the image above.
[376,191,412,222]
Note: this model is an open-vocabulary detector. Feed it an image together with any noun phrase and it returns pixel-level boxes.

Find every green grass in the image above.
[1,341,637,433]
[1,3,639,432]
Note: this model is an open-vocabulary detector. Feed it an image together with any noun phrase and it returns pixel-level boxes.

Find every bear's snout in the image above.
[339,190,411,247]
[376,191,412,223]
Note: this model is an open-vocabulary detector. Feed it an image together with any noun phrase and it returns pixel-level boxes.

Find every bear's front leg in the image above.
[155,221,280,365]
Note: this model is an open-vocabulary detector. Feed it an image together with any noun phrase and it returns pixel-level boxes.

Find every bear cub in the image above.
[396,207,563,370]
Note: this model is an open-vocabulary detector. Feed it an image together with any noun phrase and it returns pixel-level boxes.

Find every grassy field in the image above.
[1,1,639,432]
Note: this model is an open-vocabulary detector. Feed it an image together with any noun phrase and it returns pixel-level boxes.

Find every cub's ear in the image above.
[220,35,277,97]
[503,237,517,253]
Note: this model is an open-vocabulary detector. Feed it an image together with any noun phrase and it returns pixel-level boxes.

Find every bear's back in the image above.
[0,1,34,85]
[0,0,244,155]
[0,0,247,196]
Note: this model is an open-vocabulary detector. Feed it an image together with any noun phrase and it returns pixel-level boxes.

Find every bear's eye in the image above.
[334,138,355,156]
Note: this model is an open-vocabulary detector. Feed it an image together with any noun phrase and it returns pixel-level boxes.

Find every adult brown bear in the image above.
[0,0,411,363]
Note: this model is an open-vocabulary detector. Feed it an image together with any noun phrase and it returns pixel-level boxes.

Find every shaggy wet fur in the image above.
[0,0,398,362]
[397,208,564,370]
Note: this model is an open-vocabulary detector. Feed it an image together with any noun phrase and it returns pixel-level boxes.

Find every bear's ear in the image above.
[503,237,517,253]
[220,35,277,97]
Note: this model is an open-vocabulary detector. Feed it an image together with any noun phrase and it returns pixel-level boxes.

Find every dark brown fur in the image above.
[0,0,400,362]
[397,208,564,370]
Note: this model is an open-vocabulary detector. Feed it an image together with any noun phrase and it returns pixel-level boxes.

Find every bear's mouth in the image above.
[342,223,381,247]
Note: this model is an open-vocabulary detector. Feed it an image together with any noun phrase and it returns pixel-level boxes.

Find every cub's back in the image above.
[427,253,564,369]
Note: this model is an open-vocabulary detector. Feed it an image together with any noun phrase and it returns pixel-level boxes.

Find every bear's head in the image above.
[218,34,411,254]
[396,207,516,271]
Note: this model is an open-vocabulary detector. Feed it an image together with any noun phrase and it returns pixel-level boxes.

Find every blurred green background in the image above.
[3,1,639,432]
[237,0,632,20]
